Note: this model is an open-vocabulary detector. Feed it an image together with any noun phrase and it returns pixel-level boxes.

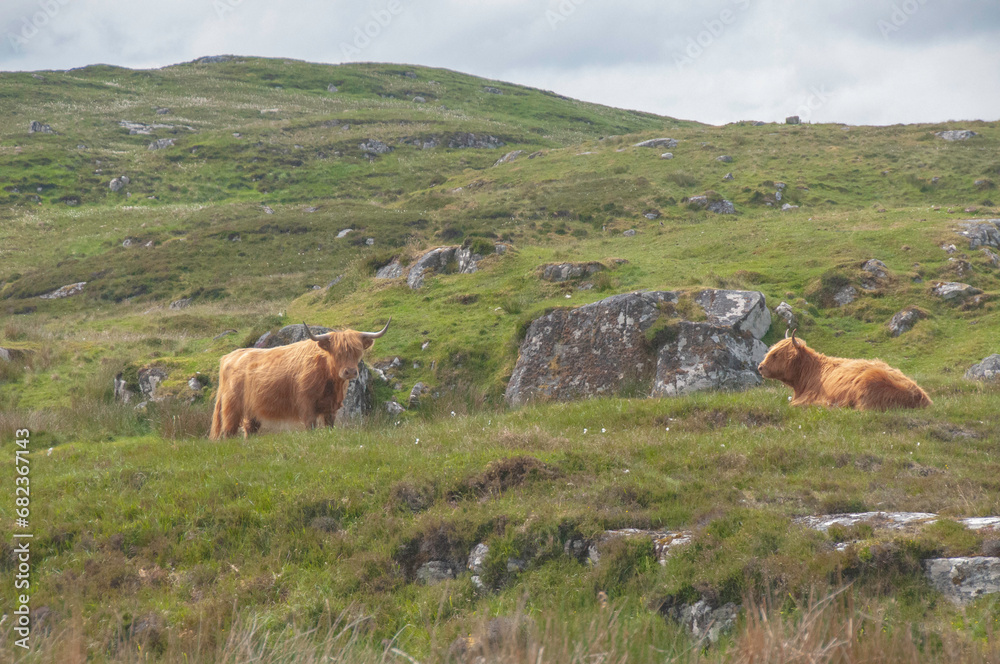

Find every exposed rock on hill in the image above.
[406,246,482,289]
[956,220,1000,249]
[447,133,505,149]
[634,137,677,148]
[932,281,981,301]
[936,130,977,141]
[687,195,735,214]
[40,282,86,299]
[539,262,607,282]
[966,354,1000,382]
[888,307,926,337]
[493,150,525,166]
[925,558,1000,605]
[505,289,770,406]
[28,121,54,134]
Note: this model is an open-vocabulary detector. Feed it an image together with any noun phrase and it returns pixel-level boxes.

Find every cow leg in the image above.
[219,400,242,439]
[210,394,224,440]
[242,417,261,438]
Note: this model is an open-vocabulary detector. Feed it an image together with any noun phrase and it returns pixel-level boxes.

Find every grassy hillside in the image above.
[1,57,999,662]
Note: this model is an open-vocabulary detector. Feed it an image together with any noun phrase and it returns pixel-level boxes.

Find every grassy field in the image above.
[1,57,1000,662]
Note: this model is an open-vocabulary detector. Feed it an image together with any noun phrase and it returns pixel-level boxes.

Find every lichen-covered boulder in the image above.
[888,307,926,337]
[505,291,671,406]
[652,323,768,397]
[966,354,1000,382]
[924,557,1000,605]
[956,220,1000,249]
[505,289,770,405]
[375,260,405,279]
[694,289,771,339]
[932,281,982,301]
[406,246,482,289]
[540,262,606,282]
[634,138,677,148]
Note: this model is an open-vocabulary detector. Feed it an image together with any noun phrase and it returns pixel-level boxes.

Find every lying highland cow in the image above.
[757,330,931,410]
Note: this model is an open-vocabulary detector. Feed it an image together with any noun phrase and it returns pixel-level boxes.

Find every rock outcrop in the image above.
[888,307,926,337]
[406,246,482,289]
[493,150,525,167]
[774,301,796,329]
[935,130,977,141]
[634,138,677,149]
[505,290,770,406]
[956,220,1000,249]
[687,195,735,214]
[966,354,1000,382]
[539,262,606,282]
[39,282,86,299]
[932,282,982,301]
[925,558,1000,605]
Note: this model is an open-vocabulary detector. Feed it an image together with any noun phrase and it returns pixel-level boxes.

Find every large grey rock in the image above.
[587,528,692,565]
[39,282,86,299]
[408,381,431,408]
[447,133,505,149]
[634,138,677,149]
[467,543,489,575]
[406,246,481,289]
[694,289,771,339]
[861,259,889,290]
[786,116,800,125]
[984,248,1000,267]
[833,286,857,307]
[888,307,926,337]
[416,561,455,585]
[359,139,392,155]
[687,195,735,214]
[925,557,1000,605]
[169,298,191,310]
[375,260,405,279]
[28,121,54,134]
[148,138,174,150]
[936,130,977,141]
[956,220,1000,249]
[505,290,770,405]
[651,322,768,397]
[138,367,168,400]
[505,291,672,406]
[966,354,1000,382]
[663,600,739,644]
[932,282,982,301]
[493,150,525,167]
[109,177,128,192]
[716,155,733,163]
[385,401,405,416]
[540,262,605,282]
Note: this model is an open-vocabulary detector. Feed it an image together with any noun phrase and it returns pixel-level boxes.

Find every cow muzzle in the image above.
[341,367,359,380]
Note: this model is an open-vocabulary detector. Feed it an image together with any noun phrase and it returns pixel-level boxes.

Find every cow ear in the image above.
[362,337,375,350]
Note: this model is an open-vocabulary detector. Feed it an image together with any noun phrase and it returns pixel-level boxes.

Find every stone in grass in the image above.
[924,557,1000,605]
[887,307,926,337]
[932,282,982,301]
[965,354,1000,382]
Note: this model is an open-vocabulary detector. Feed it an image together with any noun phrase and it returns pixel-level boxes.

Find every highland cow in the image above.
[757,330,931,410]
[210,319,390,439]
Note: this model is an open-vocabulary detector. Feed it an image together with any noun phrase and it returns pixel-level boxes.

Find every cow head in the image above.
[303,318,391,380]
[757,328,806,382]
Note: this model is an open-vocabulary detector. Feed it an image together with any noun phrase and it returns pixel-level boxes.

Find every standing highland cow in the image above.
[758,329,931,410]
[210,319,390,439]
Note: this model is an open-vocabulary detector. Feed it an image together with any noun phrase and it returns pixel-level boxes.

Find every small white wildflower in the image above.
[47,448,53,456]
[665,427,670,432]
[788,396,792,402]
[720,444,725,448]
[583,428,588,434]
[565,294,571,299]
[798,425,802,429]
[601,428,606,433]
[624,469,630,474]
[916,442,920,446]
[451,411,456,417]
[415,438,420,444]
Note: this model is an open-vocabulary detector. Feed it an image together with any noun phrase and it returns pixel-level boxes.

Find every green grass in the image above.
[1,57,1000,661]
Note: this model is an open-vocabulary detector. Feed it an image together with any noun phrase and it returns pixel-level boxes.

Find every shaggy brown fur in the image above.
[758,335,931,411]
[210,324,385,439]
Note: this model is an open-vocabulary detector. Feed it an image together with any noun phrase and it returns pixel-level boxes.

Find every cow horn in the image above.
[785,328,790,339]
[790,328,799,348]
[303,322,319,342]
[359,317,391,339]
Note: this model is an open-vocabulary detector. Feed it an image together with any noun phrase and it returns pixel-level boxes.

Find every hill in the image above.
[1,57,999,662]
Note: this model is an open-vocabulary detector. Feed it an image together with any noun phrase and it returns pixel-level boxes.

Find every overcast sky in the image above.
[2,0,998,126]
